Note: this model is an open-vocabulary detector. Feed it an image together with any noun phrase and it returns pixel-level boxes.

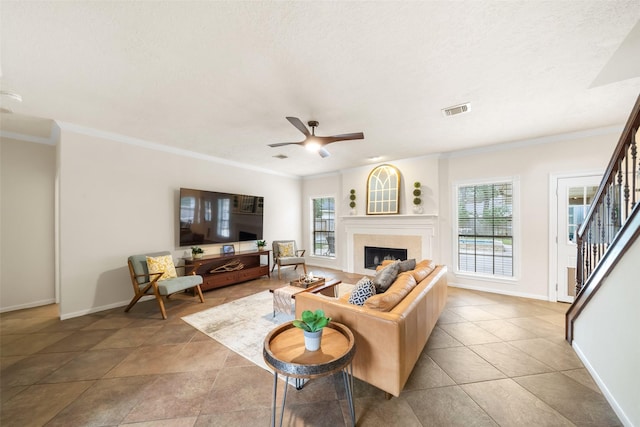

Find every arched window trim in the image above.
[366,164,401,215]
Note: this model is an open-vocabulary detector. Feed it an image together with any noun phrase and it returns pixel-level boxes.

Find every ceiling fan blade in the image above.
[286,116,311,136]
[268,142,304,148]
[321,132,365,144]
[318,147,331,158]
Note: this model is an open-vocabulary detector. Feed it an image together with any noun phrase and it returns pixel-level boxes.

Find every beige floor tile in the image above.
[123,370,218,423]
[404,386,498,426]
[425,326,464,349]
[39,329,117,353]
[402,353,456,391]
[0,331,72,356]
[195,410,269,427]
[104,344,188,378]
[561,368,602,394]
[508,316,564,337]
[41,348,133,383]
[46,376,155,426]
[123,417,198,427]
[469,342,554,377]
[435,308,467,324]
[461,378,574,426]
[438,322,502,346]
[200,365,275,414]
[0,352,79,387]
[427,347,506,384]
[448,305,500,321]
[351,395,422,427]
[515,372,620,426]
[474,318,538,341]
[0,381,94,427]
[508,338,584,371]
[91,326,164,349]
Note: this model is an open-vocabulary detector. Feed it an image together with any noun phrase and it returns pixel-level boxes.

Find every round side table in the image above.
[263,321,356,427]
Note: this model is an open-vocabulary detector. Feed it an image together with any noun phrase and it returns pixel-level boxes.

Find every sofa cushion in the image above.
[398,258,416,272]
[410,259,436,283]
[146,255,177,281]
[364,272,417,312]
[348,277,376,306]
[372,261,401,293]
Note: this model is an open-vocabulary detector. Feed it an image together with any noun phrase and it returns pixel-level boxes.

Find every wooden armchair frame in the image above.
[126,255,205,320]
[271,240,307,280]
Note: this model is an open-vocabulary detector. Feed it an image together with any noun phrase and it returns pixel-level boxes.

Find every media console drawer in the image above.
[186,249,270,292]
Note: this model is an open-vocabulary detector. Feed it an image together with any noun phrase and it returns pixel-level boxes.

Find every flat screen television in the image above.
[179,188,264,247]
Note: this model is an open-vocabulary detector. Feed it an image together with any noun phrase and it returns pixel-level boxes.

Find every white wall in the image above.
[57,126,302,319]
[302,155,440,271]
[1,137,56,311]
[573,237,640,427]
[438,132,617,299]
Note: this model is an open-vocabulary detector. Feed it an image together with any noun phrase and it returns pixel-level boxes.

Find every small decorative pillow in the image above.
[372,260,401,293]
[146,255,177,281]
[278,242,295,257]
[348,277,376,306]
[397,259,416,273]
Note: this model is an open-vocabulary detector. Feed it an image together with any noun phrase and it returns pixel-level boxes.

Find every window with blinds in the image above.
[312,197,335,257]
[456,181,514,277]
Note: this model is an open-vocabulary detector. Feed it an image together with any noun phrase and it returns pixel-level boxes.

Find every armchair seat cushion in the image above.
[139,275,203,296]
[277,256,306,266]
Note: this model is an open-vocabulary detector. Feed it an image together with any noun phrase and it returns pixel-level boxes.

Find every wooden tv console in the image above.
[185,249,270,292]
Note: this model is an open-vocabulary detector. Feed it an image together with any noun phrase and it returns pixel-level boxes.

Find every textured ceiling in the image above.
[1,1,640,176]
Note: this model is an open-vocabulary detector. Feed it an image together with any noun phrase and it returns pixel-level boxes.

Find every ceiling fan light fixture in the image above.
[305,141,322,152]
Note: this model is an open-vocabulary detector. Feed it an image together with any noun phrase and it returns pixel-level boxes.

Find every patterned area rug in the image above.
[182,290,293,375]
[181,285,354,377]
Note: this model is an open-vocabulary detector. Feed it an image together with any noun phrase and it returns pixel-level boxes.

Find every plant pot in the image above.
[303,329,323,351]
[257,246,265,251]
[193,253,203,259]
[412,205,423,214]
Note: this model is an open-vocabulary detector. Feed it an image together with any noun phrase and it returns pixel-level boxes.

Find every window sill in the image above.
[454,271,518,284]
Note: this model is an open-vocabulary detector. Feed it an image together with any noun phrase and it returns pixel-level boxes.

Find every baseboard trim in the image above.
[0,298,57,313]
[448,282,549,301]
[59,296,154,320]
[572,342,632,427]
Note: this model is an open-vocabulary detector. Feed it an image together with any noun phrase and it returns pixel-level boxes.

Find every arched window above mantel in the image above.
[367,164,400,215]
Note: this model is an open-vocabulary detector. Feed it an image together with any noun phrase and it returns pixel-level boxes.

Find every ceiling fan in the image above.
[268,117,364,158]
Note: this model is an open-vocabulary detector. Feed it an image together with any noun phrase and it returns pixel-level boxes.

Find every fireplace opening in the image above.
[364,246,408,270]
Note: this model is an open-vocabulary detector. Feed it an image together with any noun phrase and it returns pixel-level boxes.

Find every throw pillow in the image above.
[397,258,416,273]
[364,272,417,312]
[278,242,295,257]
[348,277,376,306]
[146,255,177,281]
[372,260,401,293]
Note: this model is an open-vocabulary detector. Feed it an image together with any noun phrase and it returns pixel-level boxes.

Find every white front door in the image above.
[556,175,601,303]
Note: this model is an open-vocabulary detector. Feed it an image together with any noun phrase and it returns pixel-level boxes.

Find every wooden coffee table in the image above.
[269,278,342,316]
[263,321,356,426]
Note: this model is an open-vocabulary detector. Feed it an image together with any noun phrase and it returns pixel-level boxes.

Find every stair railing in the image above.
[567,93,640,342]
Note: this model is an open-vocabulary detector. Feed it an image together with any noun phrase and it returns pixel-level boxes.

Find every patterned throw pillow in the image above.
[146,255,178,281]
[278,242,295,257]
[348,277,376,306]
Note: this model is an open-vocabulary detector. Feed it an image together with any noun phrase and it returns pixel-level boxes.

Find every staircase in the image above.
[565,94,640,342]
[564,94,639,427]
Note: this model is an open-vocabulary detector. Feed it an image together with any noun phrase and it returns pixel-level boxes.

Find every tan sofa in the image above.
[295,261,447,397]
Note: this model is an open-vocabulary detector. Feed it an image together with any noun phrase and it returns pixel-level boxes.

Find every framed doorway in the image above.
[549,173,602,303]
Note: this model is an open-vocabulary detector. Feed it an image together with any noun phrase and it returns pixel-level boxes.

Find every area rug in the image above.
[181,285,353,378]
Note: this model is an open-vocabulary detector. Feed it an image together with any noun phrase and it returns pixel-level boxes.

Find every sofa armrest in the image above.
[295,292,406,395]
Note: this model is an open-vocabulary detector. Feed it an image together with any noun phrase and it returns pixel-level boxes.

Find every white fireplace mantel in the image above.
[341,214,438,274]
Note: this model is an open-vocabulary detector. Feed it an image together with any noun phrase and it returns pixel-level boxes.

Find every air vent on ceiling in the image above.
[442,102,471,117]
[273,154,288,159]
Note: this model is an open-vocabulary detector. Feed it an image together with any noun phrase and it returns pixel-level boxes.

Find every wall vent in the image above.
[273,154,288,159]
[442,102,471,117]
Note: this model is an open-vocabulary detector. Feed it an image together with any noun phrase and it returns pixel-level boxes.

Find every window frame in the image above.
[452,177,520,282]
[310,195,336,258]
[366,164,400,215]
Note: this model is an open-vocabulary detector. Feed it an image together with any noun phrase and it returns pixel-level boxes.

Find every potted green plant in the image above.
[191,246,204,259]
[349,189,356,215]
[413,181,423,214]
[293,309,331,351]
[256,240,266,250]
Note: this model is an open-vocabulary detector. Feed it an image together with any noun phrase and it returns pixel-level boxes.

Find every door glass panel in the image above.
[567,186,594,242]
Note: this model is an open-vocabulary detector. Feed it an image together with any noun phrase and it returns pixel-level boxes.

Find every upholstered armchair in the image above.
[126,251,205,319]
[271,240,307,279]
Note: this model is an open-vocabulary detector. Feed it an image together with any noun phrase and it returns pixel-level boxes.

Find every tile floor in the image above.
[0,267,621,426]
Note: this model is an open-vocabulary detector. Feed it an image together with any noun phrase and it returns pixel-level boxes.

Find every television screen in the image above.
[179,188,264,247]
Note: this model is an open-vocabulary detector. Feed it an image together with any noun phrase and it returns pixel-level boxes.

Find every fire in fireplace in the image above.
[364,246,408,270]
